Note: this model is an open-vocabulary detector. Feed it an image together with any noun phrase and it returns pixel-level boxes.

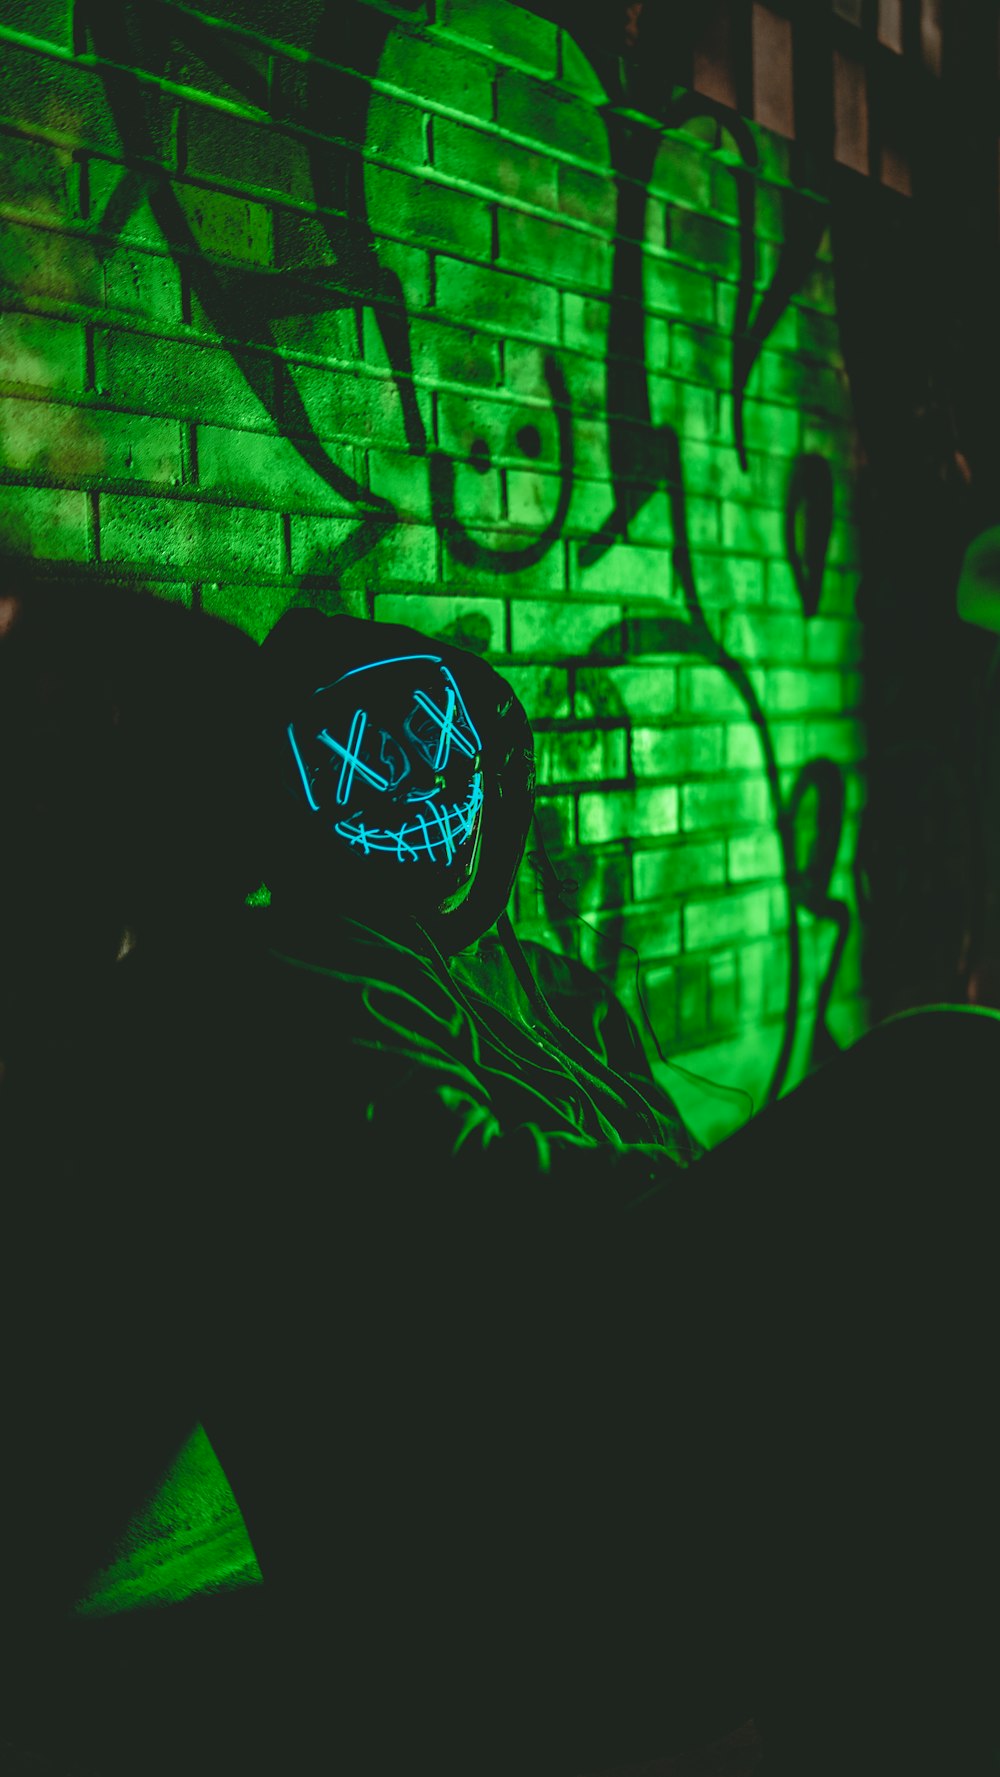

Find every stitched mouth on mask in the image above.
[334,778,483,862]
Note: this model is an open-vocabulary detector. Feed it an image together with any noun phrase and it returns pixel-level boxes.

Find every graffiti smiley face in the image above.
[286,654,485,903]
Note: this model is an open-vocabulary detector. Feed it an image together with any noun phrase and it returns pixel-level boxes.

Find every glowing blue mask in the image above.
[285,654,485,889]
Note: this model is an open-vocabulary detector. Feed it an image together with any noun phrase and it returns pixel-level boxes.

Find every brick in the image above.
[770,668,849,714]
[668,212,739,277]
[365,447,430,520]
[436,0,558,77]
[678,665,748,718]
[575,663,676,720]
[433,117,557,211]
[669,322,730,386]
[805,618,863,667]
[571,415,612,478]
[560,291,612,353]
[763,559,802,611]
[201,579,295,643]
[197,423,361,513]
[0,482,88,558]
[681,776,770,830]
[570,541,672,600]
[436,257,559,343]
[372,592,504,654]
[535,726,627,785]
[270,302,360,367]
[717,396,800,455]
[681,497,720,549]
[684,886,771,950]
[373,234,434,312]
[95,330,276,429]
[644,257,716,325]
[650,135,713,210]
[290,516,435,585]
[447,459,503,523]
[558,162,615,231]
[720,500,785,556]
[723,612,804,662]
[368,91,432,170]
[496,70,607,168]
[102,243,182,323]
[0,397,180,483]
[270,205,346,277]
[0,216,102,306]
[648,373,717,441]
[509,599,619,658]
[502,664,570,718]
[802,718,866,763]
[284,364,417,462]
[748,449,796,509]
[406,315,501,389]
[0,0,72,46]
[763,667,842,714]
[100,493,281,573]
[0,128,73,220]
[728,830,783,881]
[634,840,726,900]
[760,349,852,418]
[497,207,610,290]
[0,42,121,151]
[560,30,608,102]
[365,163,492,257]
[690,552,766,608]
[631,723,724,776]
[183,106,315,206]
[381,33,494,122]
[89,162,273,266]
[0,310,84,391]
[726,717,800,770]
[507,467,563,528]
[579,783,678,843]
[673,439,751,503]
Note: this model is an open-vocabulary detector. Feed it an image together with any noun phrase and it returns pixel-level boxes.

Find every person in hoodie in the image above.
[198,607,1000,1777]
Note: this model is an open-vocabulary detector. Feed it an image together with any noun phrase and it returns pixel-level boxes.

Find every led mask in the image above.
[285,654,485,900]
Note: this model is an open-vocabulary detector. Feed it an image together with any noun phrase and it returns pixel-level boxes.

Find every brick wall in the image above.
[0,0,868,1141]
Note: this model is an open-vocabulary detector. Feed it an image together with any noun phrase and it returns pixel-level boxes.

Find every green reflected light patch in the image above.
[74,1423,262,1619]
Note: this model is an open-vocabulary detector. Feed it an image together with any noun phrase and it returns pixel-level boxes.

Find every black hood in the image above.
[258,609,536,954]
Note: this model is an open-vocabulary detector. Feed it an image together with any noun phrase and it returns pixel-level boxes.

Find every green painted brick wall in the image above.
[0,0,868,1140]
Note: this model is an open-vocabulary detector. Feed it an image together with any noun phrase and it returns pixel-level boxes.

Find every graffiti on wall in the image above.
[71,0,858,1108]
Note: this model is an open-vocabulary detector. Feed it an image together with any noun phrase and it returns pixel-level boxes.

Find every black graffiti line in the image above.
[82,2,397,521]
